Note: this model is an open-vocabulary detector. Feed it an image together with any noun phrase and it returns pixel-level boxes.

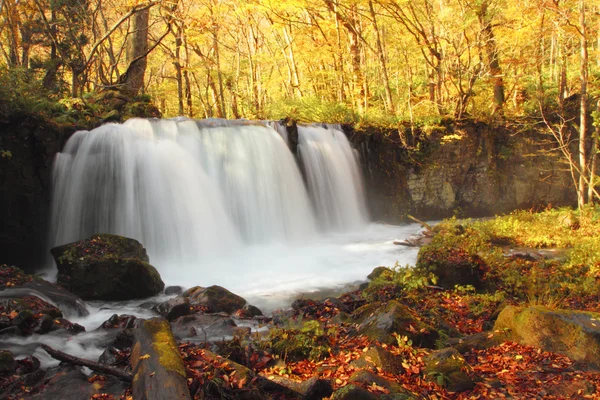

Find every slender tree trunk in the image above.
[589,108,598,203]
[283,24,302,98]
[477,0,504,115]
[324,0,365,114]
[368,0,393,113]
[174,25,184,115]
[579,0,588,208]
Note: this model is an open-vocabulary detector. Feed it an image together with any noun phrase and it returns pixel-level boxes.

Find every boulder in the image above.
[351,345,404,373]
[0,296,73,336]
[164,286,183,296]
[170,313,238,342]
[367,267,393,281]
[423,348,474,392]
[416,245,488,290]
[494,305,600,366]
[262,376,333,400]
[330,385,377,400]
[21,279,89,317]
[51,234,164,300]
[30,365,129,399]
[153,297,192,321]
[348,370,416,399]
[181,285,246,314]
[351,300,439,348]
[452,330,509,354]
[0,350,15,373]
[0,265,88,317]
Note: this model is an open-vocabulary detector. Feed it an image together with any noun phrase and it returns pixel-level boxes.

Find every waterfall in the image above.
[50,122,240,264]
[49,119,368,267]
[175,121,315,242]
[297,124,369,231]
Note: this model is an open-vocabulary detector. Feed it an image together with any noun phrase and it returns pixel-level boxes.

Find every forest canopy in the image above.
[0,0,598,124]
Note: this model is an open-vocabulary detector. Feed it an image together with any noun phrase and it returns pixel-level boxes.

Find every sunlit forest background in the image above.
[0,0,598,124]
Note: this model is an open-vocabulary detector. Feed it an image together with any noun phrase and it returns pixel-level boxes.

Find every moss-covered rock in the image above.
[51,234,164,300]
[0,350,15,373]
[331,384,378,400]
[351,345,404,374]
[416,245,488,290]
[348,370,416,399]
[351,300,439,348]
[182,285,246,314]
[452,330,509,354]
[494,305,600,366]
[423,348,474,392]
[367,267,393,281]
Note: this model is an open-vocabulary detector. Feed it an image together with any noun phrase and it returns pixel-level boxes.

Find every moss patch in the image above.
[143,319,187,378]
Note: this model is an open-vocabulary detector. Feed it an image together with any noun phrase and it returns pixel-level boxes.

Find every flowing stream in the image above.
[3,119,425,366]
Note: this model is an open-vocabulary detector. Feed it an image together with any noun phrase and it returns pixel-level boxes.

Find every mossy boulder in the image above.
[331,384,378,400]
[351,300,439,348]
[0,350,15,373]
[182,285,246,314]
[416,245,488,290]
[348,370,416,399]
[452,330,509,354]
[51,234,164,301]
[494,305,600,366]
[367,266,393,281]
[423,348,474,392]
[351,345,404,373]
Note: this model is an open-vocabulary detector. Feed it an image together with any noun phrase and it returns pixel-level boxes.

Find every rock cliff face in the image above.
[347,120,575,222]
[0,117,74,270]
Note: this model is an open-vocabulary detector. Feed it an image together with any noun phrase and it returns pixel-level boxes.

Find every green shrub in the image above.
[265,96,357,123]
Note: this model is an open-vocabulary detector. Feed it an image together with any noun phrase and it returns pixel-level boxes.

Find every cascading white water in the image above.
[297,125,369,231]
[50,122,241,264]
[175,121,315,242]
[265,120,289,145]
[49,119,323,262]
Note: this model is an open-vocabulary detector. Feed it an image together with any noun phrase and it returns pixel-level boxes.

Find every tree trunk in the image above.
[368,0,393,113]
[121,7,149,97]
[283,24,302,98]
[579,0,588,209]
[323,0,365,114]
[477,0,504,115]
[589,109,598,203]
[174,25,184,116]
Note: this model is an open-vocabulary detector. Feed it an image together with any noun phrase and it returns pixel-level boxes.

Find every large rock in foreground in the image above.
[51,234,164,301]
[494,305,600,366]
[351,300,439,348]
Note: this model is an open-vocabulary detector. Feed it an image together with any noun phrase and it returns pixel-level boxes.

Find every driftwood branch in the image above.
[407,214,433,231]
[41,344,132,382]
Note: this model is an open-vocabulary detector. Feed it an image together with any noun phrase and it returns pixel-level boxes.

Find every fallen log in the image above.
[41,344,132,382]
[131,318,191,400]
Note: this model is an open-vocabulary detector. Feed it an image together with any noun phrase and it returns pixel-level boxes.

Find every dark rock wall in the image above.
[347,120,576,222]
[0,118,74,270]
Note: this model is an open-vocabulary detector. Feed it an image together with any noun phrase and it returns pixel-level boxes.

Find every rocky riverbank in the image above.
[2,207,599,399]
